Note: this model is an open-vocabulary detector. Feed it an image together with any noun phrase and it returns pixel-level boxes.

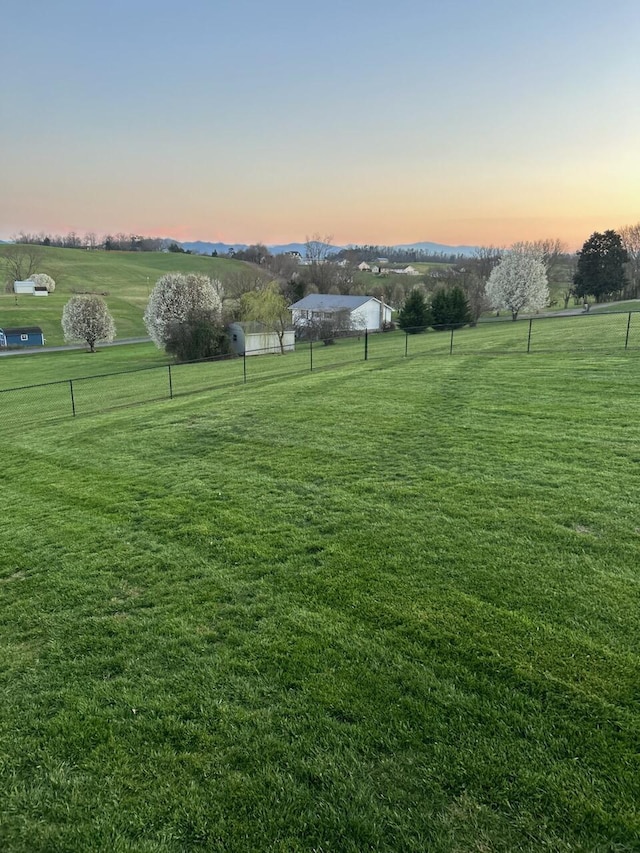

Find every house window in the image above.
[20,334,28,341]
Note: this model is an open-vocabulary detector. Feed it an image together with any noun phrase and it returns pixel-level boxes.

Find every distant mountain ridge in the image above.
[178,239,478,257]
[0,237,479,257]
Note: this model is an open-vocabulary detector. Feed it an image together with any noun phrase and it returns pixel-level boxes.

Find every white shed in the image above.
[14,280,36,294]
[229,322,295,356]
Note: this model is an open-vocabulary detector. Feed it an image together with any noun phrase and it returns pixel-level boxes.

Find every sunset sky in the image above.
[2,0,639,250]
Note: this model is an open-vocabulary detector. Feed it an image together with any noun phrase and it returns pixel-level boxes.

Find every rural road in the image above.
[0,336,151,357]
[526,298,640,319]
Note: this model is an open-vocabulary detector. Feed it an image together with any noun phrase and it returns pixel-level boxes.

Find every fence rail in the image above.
[2,310,639,428]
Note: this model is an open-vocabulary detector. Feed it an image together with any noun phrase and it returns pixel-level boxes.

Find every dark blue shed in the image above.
[0,326,45,347]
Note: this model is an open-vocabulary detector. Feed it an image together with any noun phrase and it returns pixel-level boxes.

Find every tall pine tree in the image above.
[397,289,432,333]
[431,286,472,330]
[573,231,628,302]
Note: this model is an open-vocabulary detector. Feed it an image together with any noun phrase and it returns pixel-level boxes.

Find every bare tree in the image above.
[1,244,44,291]
[304,232,335,263]
[559,254,579,308]
[64,231,82,248]
[223,268,272,307]
[531,237,568,286]
[234,244,271,264]
[472,245,503,282]
[619,223,640,298]
[265,253,301,281]
[301,234,354,294]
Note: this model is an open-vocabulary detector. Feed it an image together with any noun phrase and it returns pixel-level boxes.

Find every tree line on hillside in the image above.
[333,246,467,264]
[12,231,168,252]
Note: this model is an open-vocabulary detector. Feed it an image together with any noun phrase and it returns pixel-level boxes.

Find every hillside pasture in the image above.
[0,246,250,345]
[1,350,640,851]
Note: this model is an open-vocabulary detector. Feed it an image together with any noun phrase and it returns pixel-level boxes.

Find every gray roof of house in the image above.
[289,294,375,312]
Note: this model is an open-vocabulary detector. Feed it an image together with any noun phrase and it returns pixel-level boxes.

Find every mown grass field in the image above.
[0,247,249,345]
[2,309,640,415]
[1,348,640,851]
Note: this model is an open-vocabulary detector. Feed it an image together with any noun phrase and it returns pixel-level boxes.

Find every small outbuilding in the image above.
[228,322,295,356]
[13,280,36,295]
[0,326,45,347]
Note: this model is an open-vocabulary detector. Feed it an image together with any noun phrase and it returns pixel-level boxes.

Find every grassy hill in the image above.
[0,246,251,345]
[1,350,639,850]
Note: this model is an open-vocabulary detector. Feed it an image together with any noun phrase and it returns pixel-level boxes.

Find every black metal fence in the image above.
[2,310,639,428]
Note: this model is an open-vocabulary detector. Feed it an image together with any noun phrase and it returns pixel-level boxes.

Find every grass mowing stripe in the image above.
[1,352,640,850]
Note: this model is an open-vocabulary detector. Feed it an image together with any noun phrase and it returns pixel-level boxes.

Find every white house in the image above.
[289,294,393,332]
[357,262,371,272]
[228,322,295,356]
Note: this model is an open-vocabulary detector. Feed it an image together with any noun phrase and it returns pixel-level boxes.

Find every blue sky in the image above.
[2,0,639,248]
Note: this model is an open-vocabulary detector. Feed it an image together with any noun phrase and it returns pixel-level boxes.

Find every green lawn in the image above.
[590,299,640,314]
[0,246,250,345]
[3,311,640,421]
[1,350,640,851]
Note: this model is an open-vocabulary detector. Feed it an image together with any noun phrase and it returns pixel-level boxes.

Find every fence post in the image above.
[625,312,632,350]
[243,350,247,383]
[364,328,368,361]
[404,331,408,357]
[527,318,533,353]
[310,339,313,372]
[168,364,173,399]
[449,327,454,355]
[69,379,76,417]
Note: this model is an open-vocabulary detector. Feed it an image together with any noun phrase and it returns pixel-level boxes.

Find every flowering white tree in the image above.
[144,273,223,349]
[485,244,549,321]
[29,272,56,292]
[62,296,116,352]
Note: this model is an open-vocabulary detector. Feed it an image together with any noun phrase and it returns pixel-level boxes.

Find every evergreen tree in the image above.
[573,231,628,302]
[431,286,471,330]
[397,289,432,333]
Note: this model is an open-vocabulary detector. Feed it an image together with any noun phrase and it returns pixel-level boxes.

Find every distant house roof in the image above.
[290,294,392,312]
[0,326,44,335]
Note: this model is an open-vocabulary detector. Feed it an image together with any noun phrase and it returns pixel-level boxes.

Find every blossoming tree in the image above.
[485,244,549,321]
[61,296,116,352]
[144,273,223,349]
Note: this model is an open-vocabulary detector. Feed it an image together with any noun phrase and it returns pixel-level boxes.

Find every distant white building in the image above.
[388,265,420,276]
[357,262,371,272]
[14,280,36,294]
[289,294,392,332]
